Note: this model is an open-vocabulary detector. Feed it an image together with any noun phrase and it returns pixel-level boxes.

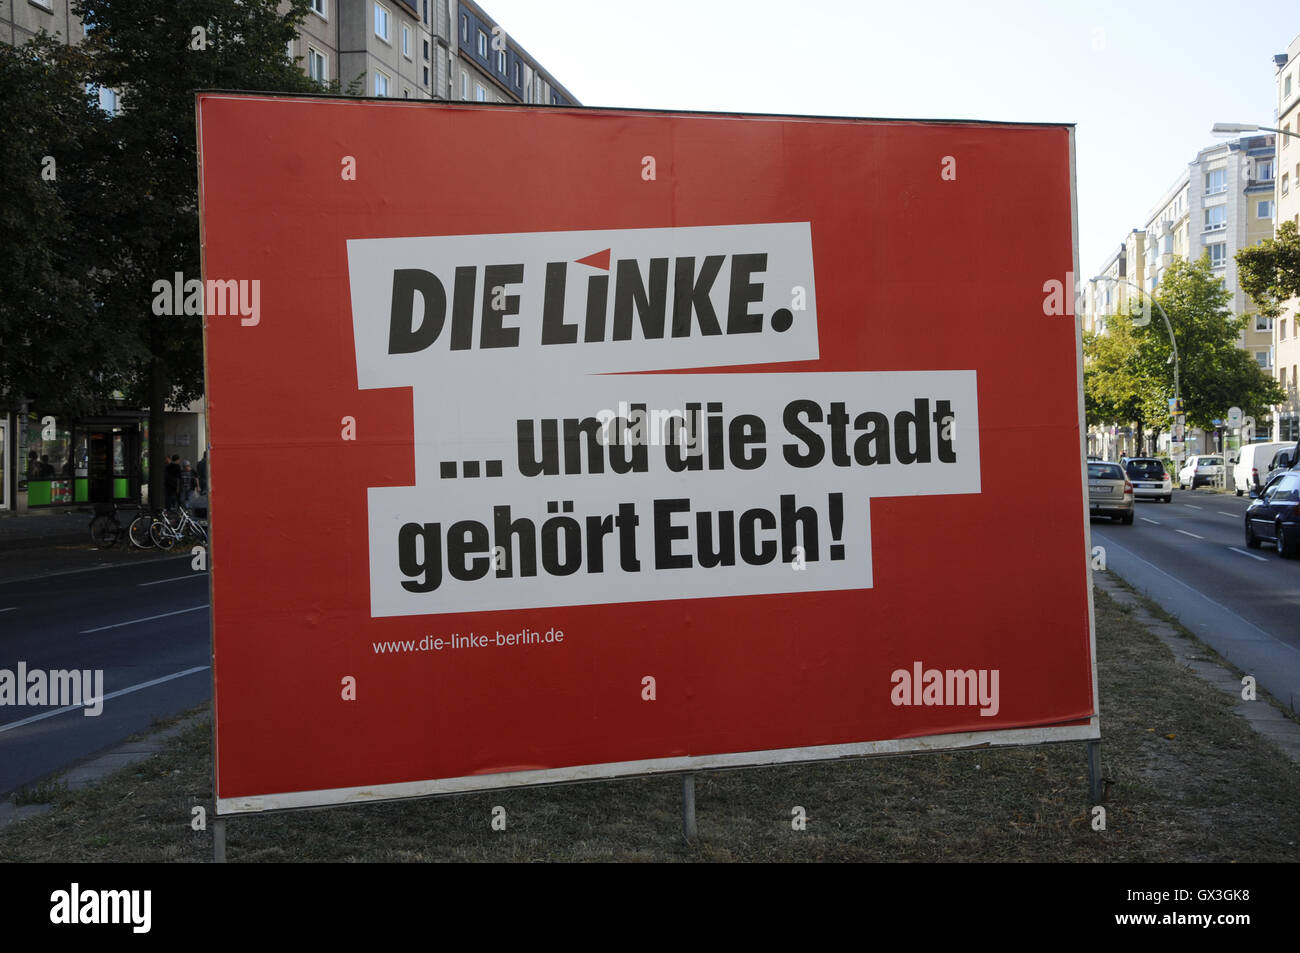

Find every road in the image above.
[1091,487,1300,711]
[0,556,211,797]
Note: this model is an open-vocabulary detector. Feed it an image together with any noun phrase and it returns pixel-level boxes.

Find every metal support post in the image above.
[682,773,697,842]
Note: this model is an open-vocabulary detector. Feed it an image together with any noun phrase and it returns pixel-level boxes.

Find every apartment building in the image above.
[1085,229,1145,336]
[1141,136,1275,360]
[288,0,447,99]
[449,0,576,106]
[1273,32,1300,442]
[0,0,81,46]
[283,0,578,105]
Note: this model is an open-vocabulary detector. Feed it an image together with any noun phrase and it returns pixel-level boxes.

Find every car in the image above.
[1122,457,1172,502]
[1244,470,1300,557]
[1178,455,1224,490]
[1087,461,1134,524]
[1267,444,1299,480]
[1232,441,1290,496]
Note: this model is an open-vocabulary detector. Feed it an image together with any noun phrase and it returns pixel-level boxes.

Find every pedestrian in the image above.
[196,451,208,494]
[179,460,197,510]
[165,454,182,510]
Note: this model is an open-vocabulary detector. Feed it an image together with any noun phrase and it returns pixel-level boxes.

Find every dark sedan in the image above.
[1244,470,1300,558]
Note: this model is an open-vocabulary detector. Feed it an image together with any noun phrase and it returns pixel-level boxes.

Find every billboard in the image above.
[196,94,1096,814]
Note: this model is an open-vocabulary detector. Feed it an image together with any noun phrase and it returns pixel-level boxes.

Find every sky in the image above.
[477,0,1299,276]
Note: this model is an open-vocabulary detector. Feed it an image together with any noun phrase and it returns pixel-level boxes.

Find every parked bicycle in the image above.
[149,504,208,551]
[127,507,160,549]
[89,503,127,548]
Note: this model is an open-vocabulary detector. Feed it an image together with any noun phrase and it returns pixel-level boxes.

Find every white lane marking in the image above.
[1229,547,1269,562]
[1095,535,1300,654]
[1218,511,1240,518]
[81,605,209,634]
[1183,504,1203,510]
[1176,529,1203,539]
[0,666,210,734]
[1141,518,1161,525]
[138,574,208,587]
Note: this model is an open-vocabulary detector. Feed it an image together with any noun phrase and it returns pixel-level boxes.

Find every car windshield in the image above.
[1125,460,1164,478]
[1088,463,1124,480]
[1272,474,1300,501]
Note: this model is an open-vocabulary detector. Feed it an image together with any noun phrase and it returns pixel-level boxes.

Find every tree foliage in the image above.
[1237,219,1300,319]
[1085,255,1284,435]
[0,36,123,413]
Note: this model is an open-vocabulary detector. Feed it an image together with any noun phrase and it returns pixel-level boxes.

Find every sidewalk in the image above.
[0,508,188,585]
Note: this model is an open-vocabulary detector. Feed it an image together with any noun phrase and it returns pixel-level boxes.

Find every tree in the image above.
[1084,255,1283,446]
[0,36,126,414]
[1144,255,1283,432]
[71,0,322,505]
[1237,219,1300,319]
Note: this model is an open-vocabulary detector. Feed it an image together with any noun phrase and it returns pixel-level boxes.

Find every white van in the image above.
[1233,442,1290,496]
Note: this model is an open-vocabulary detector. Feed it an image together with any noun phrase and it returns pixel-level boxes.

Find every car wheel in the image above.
[1236,488,1243,497]
[1246,521,1261,549]
[1163,495,1172,503]
[1121,510,1134,525]
[1279,524,1299,559]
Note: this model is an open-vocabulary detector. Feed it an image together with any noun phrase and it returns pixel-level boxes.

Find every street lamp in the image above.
[1090,275,1182,456]
[1211,121,1300,139]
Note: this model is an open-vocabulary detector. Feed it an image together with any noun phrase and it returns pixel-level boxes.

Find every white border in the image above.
[218,722,1099,815]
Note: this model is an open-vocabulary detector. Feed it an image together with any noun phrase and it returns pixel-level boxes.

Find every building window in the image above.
[375,70,390,96]
[422,0,428,24]
[1258,199,1274,218]
[286,38,294,61]
[1204,168,1227,194]
[423,38,429,60]
[1208,243,1226,268]
[1203,206,1226,231]
[1258,159,1274,180]
[514,62,521,86]
[1287,74,1294,97]
[461,14,468,43]
[403,87,411,99]
[311,0,326,17]
[1257,350,1271,368]
[423,65,429,87]
[308,47,327,82]
[477,29,488,57]
[402,24,411,57]
[1284,173,1291,196]
[460,71,468,99]
[1257,314,1273,331]
[1282,319,1288,340]
[374,3,390,42]
[475,82,487,102]
[1285,124,1292,148]
[88,84,118,116]
[497,50,506,73]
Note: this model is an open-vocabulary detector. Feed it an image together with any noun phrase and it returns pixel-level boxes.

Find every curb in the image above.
[0,711,209,830]
[1092,569,1300,764]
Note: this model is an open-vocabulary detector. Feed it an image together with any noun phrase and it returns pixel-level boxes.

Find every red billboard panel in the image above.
[196,94,1095,813]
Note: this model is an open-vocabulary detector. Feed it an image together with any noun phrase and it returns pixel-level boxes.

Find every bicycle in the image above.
[127,507,161,549]
[149,504,208,551]
[89,503,126,548]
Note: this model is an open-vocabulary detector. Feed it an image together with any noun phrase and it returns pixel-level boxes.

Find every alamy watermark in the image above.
[151,273,260,326]
[890,661,1000,717]
[0,663,104,716]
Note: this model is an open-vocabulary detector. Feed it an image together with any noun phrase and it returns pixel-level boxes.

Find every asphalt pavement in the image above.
[1091,486,1300,711]
[0,515,210,797]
